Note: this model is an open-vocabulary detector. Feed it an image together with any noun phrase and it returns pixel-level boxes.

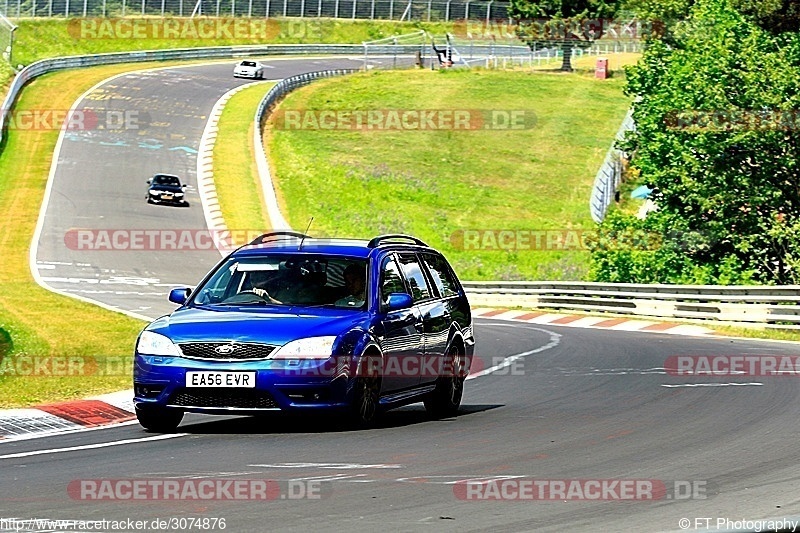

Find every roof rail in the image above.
[248,231,310,245]
[367,234,429,248]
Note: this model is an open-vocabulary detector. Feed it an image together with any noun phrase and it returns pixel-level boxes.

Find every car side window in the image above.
[421,253,458,298]
[380,257,406,303]
[398,253,432,302]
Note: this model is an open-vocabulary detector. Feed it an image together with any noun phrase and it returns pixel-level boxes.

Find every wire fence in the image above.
[0,0,509,21]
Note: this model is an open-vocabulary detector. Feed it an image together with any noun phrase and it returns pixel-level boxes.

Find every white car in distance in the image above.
[233,60,265,79]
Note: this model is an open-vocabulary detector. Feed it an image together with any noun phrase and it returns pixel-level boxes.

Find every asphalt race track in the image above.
[9,57,800,532]
[33,57,365,319]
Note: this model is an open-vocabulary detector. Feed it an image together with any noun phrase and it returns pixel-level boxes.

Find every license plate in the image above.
[186,371,256,388]
[162,194,173,200]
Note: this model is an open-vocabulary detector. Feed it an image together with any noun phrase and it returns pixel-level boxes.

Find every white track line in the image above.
[0,433,187,460]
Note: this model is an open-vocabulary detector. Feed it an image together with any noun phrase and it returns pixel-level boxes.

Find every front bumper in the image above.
[134,353,353,415]
[148,191,184,204]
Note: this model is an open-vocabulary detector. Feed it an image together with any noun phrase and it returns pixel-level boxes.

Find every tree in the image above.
[508,0,622,71]
[590,0,800,284]
[622,0,800,34]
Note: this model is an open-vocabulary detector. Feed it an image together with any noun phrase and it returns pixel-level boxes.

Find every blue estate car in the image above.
[134,233,475,431]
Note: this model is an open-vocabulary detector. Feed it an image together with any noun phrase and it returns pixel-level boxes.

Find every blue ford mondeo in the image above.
[133,233,474,431]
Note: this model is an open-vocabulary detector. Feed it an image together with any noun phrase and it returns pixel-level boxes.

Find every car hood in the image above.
[146,306,367,346]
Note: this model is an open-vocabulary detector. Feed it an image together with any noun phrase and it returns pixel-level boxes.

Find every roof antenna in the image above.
[298,217,314,251]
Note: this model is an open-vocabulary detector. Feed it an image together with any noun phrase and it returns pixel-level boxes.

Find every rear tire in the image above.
[424,344,465,418]
[136,406,183,432]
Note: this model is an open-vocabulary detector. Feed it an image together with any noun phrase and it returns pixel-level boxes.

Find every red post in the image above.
[596,58,609,79]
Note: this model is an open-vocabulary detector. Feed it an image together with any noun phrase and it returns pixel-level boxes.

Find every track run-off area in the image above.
[3,56,800,532]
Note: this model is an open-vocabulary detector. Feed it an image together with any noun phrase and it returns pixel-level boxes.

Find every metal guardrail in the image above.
[0,42,427,149]
[590,108,634,223]
[463,281,800,328]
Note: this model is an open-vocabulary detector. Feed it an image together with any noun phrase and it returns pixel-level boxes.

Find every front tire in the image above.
[424,344,465,418]
[136,406,183,432]
[348,356,381,427]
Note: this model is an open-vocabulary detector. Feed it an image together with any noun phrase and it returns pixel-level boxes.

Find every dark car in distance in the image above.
[133,233,475,431]
[146,174,186,206]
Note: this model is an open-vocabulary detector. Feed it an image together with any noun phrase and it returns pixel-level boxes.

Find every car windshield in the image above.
[240,61,256,67]
[191,255,368,308]
[153,175,180,186]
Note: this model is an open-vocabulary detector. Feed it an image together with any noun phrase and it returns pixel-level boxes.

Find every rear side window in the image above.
[398,254,431,302]
[421,253,459,298]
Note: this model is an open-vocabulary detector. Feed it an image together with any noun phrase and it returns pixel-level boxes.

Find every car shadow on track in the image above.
[175,404,503,435]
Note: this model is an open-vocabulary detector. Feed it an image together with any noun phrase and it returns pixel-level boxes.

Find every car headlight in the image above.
[137,331,181,356]
[271,336,336,360]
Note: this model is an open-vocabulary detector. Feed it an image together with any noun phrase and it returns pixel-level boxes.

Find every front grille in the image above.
[178,342,276,361]
[170,388,279,409]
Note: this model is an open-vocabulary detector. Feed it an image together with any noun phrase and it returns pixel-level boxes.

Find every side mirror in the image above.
[385,292,413,311]
[168,287,192,305]
[146,180,151,184]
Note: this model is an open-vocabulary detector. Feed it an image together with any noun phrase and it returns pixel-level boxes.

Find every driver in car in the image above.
[334,264,366,308]
[252,264,325,304]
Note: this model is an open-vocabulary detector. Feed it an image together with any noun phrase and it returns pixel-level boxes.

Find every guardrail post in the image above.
[351,0,355,18]
[486,0,491,24]
[82,0,87,16]
[283,0,287,17]
[334,0,338,17]
[389,0,393,19]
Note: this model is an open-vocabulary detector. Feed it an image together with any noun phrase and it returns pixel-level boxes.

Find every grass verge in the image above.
[213,82,275,238]
[0,60,222,408]
[266,68,631,280]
